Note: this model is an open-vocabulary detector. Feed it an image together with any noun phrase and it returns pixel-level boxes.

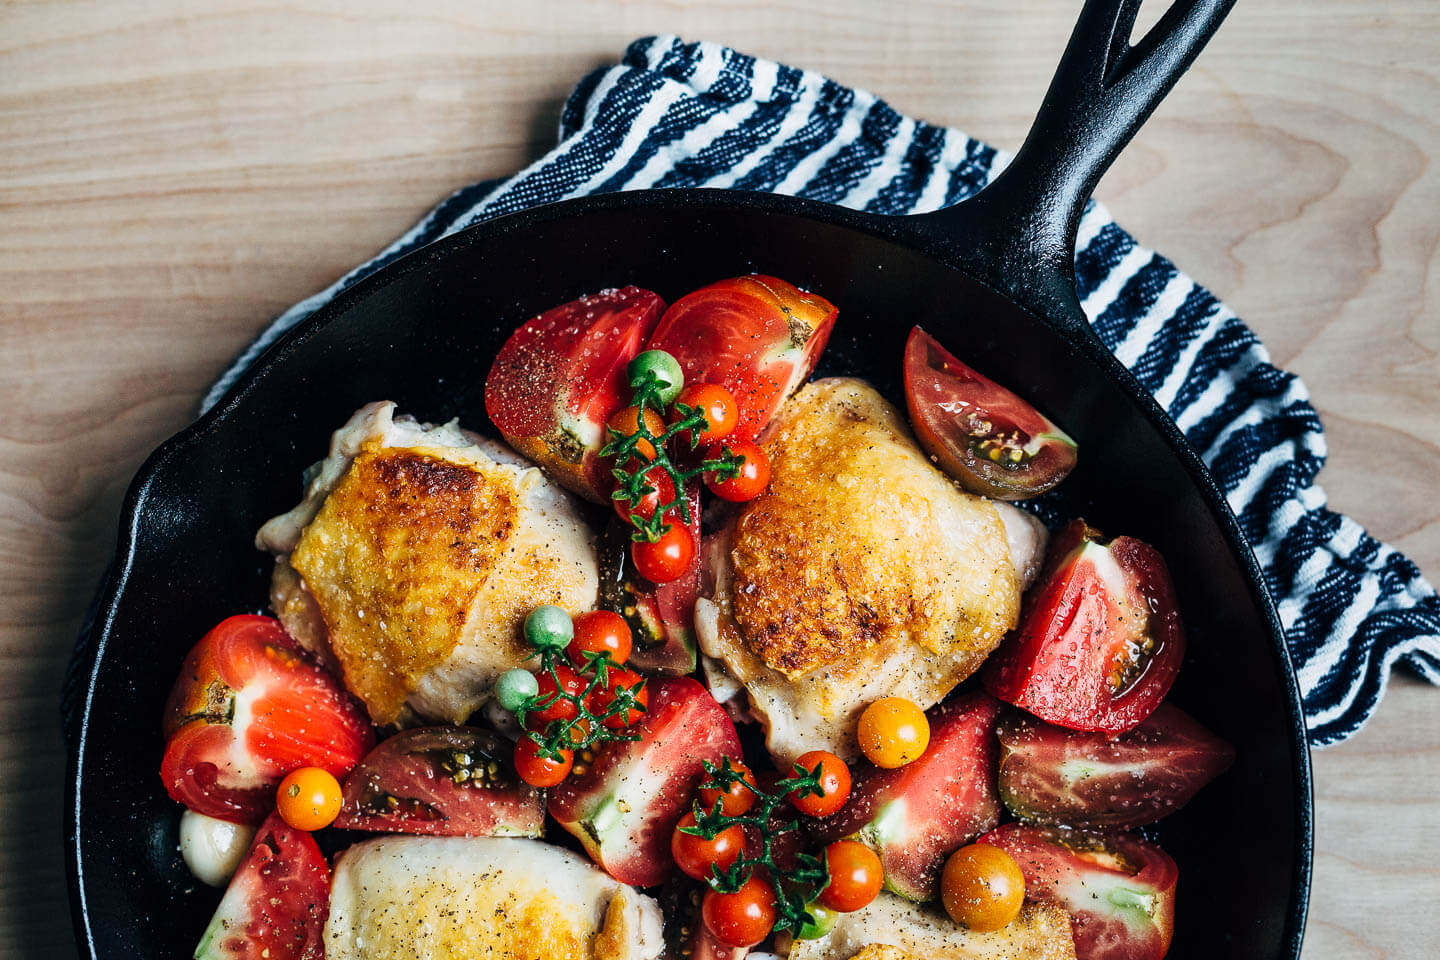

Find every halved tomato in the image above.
[485,286,665,502]
[903,326,1076,499]
[598,480,702,674]
[647,275,837,443]
[984,520,1185,734]
[979,823,1178,960]
[998,702,1234,828]
[161,616,375,824]
[333,727,545,837]
[549,676,743,886]
[194,811,329,960]
[808,692,1004,902]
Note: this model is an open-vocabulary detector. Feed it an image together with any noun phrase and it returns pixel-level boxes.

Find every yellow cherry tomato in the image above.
[857,697,931,768]
[941,843,1026,931]
[275,767,343,831]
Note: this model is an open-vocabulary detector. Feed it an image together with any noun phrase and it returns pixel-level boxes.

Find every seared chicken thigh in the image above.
[786,892,1075,960]
[258,401,598,726]
[697,379,1043,760]
[326,836,664,960]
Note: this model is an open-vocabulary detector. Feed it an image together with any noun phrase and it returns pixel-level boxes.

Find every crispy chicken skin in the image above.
[258,401,598,726]
[697,378,1035,760]
[786,894,1076,960]
[325,836,664,960]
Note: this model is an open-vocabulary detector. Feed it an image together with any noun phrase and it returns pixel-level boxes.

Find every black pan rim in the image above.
[64,185,1314,958]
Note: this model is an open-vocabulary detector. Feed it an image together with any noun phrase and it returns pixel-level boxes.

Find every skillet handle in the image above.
[914,0,1235,314]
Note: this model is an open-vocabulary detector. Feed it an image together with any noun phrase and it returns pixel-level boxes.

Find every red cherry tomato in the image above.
[671,811,746,882]
[612,464,678,525]
[568,610,634,668]
[631,523,696,584]
[675,383,741,446]
[791,750,852,818]
[525,664,587,730]
[513,737,573,788]
[591,666,649,729]
[608,405,666,463]
[699,760,758,817]
[819,840,884,913]
[704,440,770,502]
[702,874,778,948]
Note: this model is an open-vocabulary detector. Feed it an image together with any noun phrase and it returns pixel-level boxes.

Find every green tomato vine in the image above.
[512,646,646,763]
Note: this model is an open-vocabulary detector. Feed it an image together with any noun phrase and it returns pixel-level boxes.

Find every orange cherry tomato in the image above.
[608,405,666,462]
[675,383,740,446]
[275,766,343,831]
[591,666,649,729]
[699,760,758,817]
[704,440,770,502]
[818,840,884,913]
[525,664,587,730]
[612,464,677,525]
[671,811,746,882]
[513,737,573,788]
[568,610,634,667]
[791,750,852,818]
[941,843,1026,931]
[857,697,931,768]
[702,874,777,948]
[631,523,696,584]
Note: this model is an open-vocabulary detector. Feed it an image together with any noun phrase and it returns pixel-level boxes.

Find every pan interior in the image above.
[71,199,1305,959]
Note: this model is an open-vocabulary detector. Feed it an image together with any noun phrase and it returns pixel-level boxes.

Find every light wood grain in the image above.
[1,1,1436,957]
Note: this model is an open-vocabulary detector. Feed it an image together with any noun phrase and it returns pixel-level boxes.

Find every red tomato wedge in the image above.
[809,692,1004,902]
[161,616,375,824]
[979,823,1178,960]
[549,676,743,886]
[647,275,837,443]
[193,812,329,960]
[998,703,1235,828]
[485,286,665,502]
[333,727,545,837]
[984,520,1185,734]
[903,326,1077,499]
[598,480,702,674]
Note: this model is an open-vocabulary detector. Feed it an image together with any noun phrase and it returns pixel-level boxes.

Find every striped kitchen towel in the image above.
[205,36,1438,746]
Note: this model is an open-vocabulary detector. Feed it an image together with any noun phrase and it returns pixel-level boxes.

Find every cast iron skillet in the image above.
[65,0,1312,956]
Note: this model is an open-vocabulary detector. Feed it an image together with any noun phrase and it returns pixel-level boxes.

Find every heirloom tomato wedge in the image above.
[334,727,544,837]
[809,692,1004,901]
[647,275,837,443]
[903,326,1076,499]
[549,676,742,886]
[984,520,1185,734]
[998,703,1234,828]
[193,812,329,960]
[485,286,665,502]
[161,615,374,824]
[979,823,1178,960]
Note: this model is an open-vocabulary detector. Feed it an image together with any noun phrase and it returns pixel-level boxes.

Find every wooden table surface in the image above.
[2,1,1436,956]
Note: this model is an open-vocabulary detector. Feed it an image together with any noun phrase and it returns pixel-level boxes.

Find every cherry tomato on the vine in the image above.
[631,523,696,584]
[702,874,778,949]
[525,664,587,730]
[591,666,648,729]
[941,842,1026,932]
[613,464,677,525]
[857,697,931,769]
[568,610,633,667]
[513,737,573,788]
[791,750,852,818]
[818,840,884,913]
[675,383,740,446]
[699,760,758,817]
[671,811,746,882]
[705,440,770,502]
[608,405,666,462]
[275,767,343,831]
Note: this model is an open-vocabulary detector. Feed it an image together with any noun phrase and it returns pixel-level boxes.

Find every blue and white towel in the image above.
[206,36,1439,747]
